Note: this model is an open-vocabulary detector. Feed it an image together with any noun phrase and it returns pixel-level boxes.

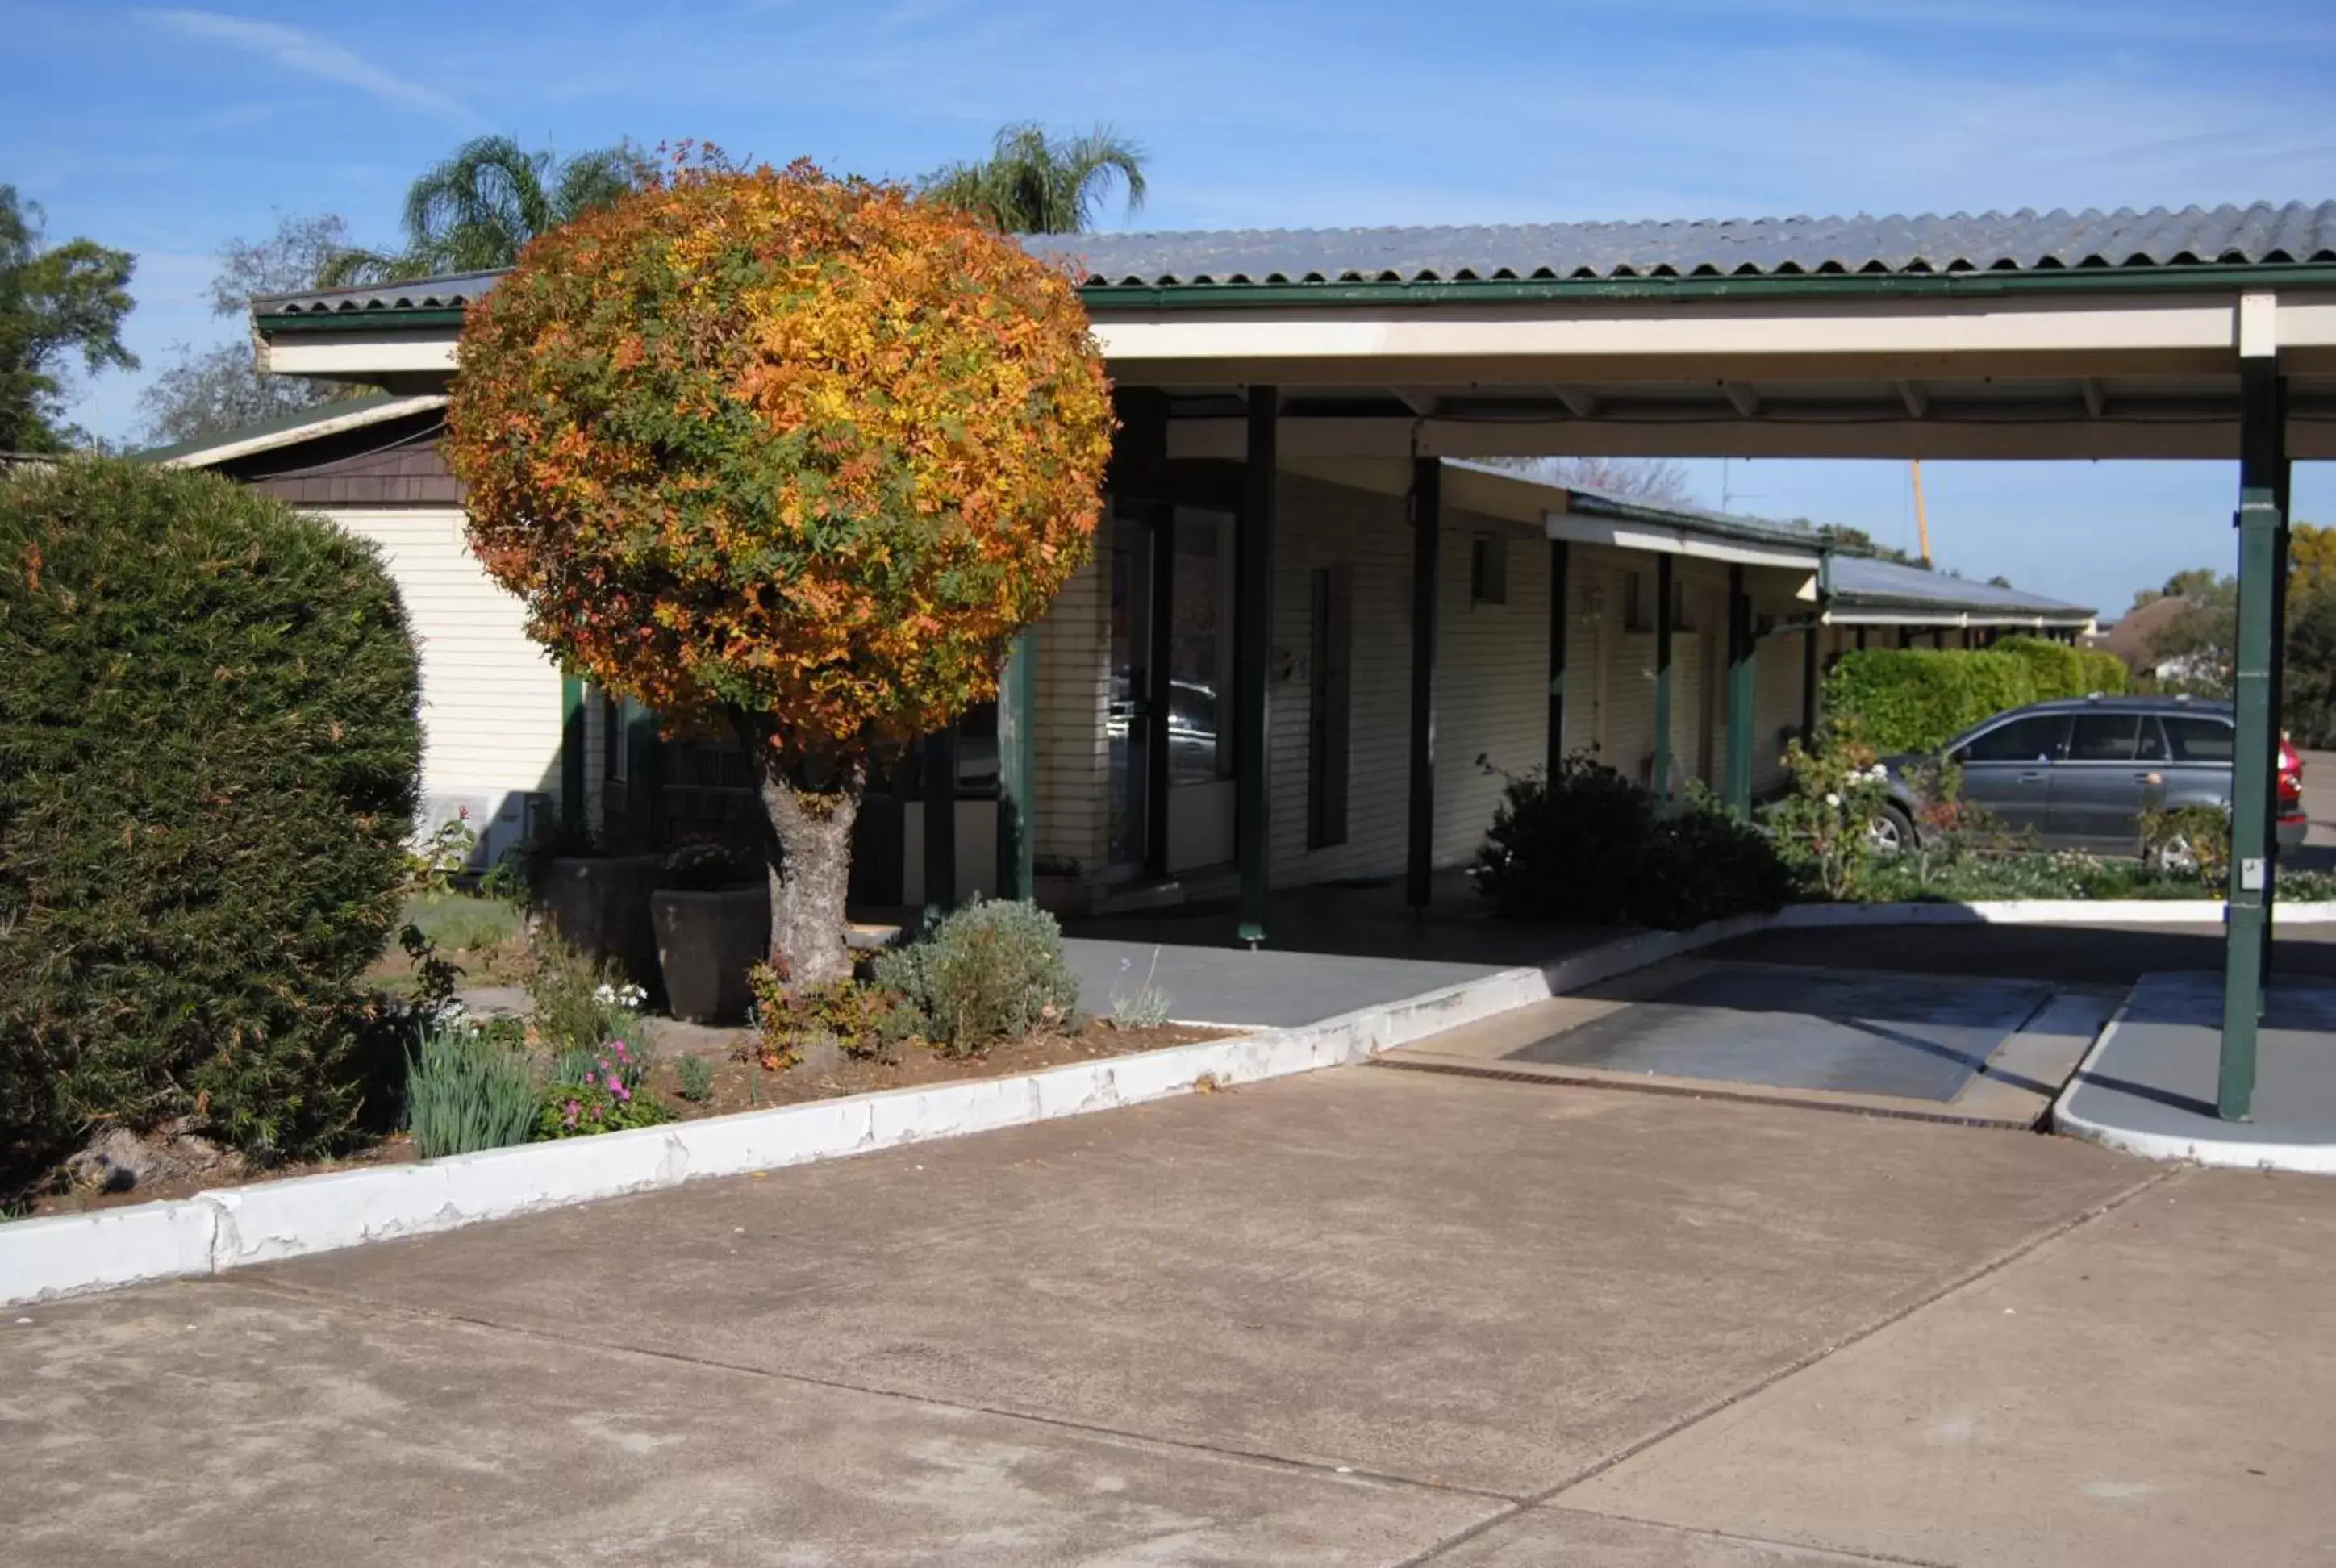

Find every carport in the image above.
[1034,202,2336,1121]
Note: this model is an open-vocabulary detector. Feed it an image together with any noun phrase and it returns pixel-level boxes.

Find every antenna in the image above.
[1910,459,1933,565]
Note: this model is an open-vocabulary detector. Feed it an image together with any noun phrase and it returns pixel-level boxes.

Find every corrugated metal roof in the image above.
[252,270,506,319]
[1827,553,2093,619]
[1028,202,2336,289]
[248,202,2336,319]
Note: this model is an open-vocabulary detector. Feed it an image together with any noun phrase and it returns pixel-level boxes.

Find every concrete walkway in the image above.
[10,1068,2335,1564]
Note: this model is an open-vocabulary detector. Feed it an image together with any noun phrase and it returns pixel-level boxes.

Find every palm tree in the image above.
[319,136,644,286]
[921,123,1148,235]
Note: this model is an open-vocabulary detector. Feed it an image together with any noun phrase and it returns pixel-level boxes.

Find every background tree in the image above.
[1478,454,1696,508]
[921,122,1146,233]
[319,136,646,286]
[444,159,1112,984]
[0,186,136,452]
[139,213,361,444]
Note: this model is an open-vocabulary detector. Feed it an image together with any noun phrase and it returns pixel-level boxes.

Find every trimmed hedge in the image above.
[1825,635,2124,752]
[1,459,422,1189]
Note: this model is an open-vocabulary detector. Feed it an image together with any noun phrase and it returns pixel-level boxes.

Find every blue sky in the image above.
[7,0,2335,615]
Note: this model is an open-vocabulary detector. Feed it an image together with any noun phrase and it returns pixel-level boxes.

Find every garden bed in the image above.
[20,1015,1231,1222]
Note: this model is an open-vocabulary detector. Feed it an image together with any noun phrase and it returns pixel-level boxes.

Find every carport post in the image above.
[1235,386,1278,947]
[1724,564,1756,814]
[1405,457,1440,911]
[1547,540,1571,776]
[1653,553,1674,802]
[995,628,1036,902]
[2221,352,2287,1120]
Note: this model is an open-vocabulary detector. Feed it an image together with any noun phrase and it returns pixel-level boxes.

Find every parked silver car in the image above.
[1875,696,2307,855]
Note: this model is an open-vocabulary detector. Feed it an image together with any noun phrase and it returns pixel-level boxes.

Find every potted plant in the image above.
[651,842,769,1024]
[528,826,667,995]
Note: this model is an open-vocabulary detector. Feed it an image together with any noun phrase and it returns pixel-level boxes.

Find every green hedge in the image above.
[1,459,423,1191]
[1825,635,2120,752]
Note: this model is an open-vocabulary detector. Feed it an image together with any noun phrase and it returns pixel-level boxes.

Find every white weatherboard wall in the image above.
[325,507,562,858]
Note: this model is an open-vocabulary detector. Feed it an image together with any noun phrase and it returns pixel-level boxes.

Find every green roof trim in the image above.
[128,391,419,465]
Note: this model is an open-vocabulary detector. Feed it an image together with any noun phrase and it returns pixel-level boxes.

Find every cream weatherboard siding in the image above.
[319,507,561,861]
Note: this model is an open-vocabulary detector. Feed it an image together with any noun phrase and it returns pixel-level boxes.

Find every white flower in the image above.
[1825,791,1842,807]
[593,983,615,1004]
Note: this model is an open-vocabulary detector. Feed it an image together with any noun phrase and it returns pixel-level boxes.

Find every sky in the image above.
[6,0,2335,616]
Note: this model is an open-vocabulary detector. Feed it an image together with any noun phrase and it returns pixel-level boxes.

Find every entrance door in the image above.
[1107,515,1154,875]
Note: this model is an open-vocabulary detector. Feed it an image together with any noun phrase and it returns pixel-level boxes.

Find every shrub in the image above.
[1472,759,1799,929]
[537,1040,674,1138]
[752,974,919,1063]
[2077,648,2130,696]
[874,898,1079,1056]
[525,936,645,1053]
[1992,636,2087,703]
[1637,783,1804,928]
[2141,803,2233,886]
[1822,648,2038,753]
[674,1055,715,1102]
[665,840,757,891]
[1764,733,1896,900]
[0,459,422,1188]
[1471,755,1655,924]
[406,1019,540,1159]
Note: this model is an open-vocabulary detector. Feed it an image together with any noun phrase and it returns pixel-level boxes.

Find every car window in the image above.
[2066,713,2142,762]
[1961,714,2068,764]
[2163,714,2234,762]
[2135,718,2168,761]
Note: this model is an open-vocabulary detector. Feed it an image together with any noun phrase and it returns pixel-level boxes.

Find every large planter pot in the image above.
[652,886,771,1024]
[539,854,665,994]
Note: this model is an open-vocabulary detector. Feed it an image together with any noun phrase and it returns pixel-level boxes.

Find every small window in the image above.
[2163,714,2235,762]
[2066,713,2142,762]
[1962,714,2067,764]
[1623,571,1652,632]
[1469,532,1508,606]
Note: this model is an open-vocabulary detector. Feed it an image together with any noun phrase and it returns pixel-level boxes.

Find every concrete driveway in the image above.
[7,1067,2335,1566]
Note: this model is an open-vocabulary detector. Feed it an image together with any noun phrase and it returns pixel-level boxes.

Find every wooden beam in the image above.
[1236,386,1278,947]
[1895,379,1931,419]
[2080,378,2108,418]
[1406,457,1441,911]
[1553,385,1600,419]
[1722,382,1763,418]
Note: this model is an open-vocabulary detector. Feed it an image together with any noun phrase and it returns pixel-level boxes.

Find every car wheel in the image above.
[1868,802,1915,858]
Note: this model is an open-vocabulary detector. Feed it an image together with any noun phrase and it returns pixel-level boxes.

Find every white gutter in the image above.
[1544,508,1822,573]
[156,394,450,469]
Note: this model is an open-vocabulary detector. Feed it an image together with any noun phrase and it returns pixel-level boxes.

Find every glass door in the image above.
[1107,515,1153,876]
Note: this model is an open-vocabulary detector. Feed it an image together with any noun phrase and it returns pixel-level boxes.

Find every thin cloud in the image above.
[138,9,474,124]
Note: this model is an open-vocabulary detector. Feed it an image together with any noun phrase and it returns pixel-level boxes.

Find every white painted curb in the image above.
[1773,899,2336,928]
[2,960,1550,1307]
[2050,990,2336,1176]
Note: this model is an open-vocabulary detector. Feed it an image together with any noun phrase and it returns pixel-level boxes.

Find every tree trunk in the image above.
[740,725,864,989]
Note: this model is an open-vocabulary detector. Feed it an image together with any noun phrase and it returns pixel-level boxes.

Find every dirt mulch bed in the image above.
[23,1017,1236,1221]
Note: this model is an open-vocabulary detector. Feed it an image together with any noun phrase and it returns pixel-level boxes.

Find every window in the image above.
[1623,571,1652,632]
[1469,532,1508,606]
[2163,714,2235,762]
[1669,576,1694,632]
[1960,714,2067,764]
[2066,712,2142,762]
[2135,719,2169,761]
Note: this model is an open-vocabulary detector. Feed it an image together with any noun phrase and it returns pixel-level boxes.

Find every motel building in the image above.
[141,199,2336,1114]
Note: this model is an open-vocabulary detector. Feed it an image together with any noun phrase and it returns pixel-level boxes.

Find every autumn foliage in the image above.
[444,156,1112,761]
[443,156,1112,979]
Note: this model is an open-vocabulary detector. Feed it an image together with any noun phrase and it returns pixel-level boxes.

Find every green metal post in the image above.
[1405,457,1440,911]
[995,629,1037,902]
[923,728,958,912]
[1235,388,1277,947]
[1724,564,1756,815]
[2263,382,2293,999]
[1546,540,1570,776]
[1652,553,1674,803]
[624,706,662,849]
[560,675,586,834]
[2221,357,2285,1120]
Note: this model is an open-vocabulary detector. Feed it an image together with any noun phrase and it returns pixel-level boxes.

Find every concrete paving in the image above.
[1707,918,2336,986]
[2059,970,2336,1162]
[1560,1166,2336,1567]
[4,1069,2175,1566]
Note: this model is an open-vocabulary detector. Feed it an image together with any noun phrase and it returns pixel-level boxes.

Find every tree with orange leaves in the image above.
[444,155,1113,984]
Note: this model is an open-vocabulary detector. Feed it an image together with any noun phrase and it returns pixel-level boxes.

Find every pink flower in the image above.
[612,1081,631,1102]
